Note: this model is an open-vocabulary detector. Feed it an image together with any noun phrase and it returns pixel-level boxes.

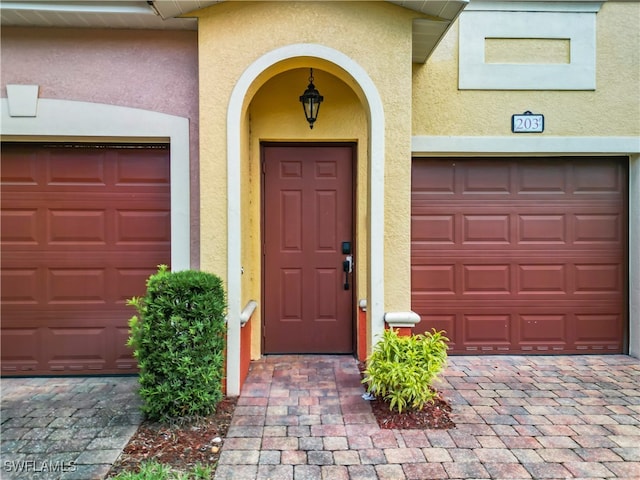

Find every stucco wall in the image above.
[197,1,415,321]
[412,2,640,136]
[0,27,201,267]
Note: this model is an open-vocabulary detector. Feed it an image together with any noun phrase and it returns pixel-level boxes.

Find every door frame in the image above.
[260,141,357,354]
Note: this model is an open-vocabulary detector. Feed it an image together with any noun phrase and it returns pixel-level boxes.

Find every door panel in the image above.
[263,145,354,353]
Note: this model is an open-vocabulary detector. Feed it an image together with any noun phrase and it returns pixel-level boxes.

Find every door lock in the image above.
[343,255,353,290]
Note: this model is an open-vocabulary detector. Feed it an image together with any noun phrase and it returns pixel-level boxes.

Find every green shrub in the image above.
[127,265,227,421]
[362,328,449,413]
[112,461,212,479]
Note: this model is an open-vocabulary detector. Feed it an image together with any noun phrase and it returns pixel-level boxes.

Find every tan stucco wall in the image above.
[412,2,640,136]
[197,0,416,357]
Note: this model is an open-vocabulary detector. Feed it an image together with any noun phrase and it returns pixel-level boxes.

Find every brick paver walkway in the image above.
[214,355,640,480]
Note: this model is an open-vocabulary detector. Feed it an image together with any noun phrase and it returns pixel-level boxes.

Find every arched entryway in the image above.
[225,44,385,395]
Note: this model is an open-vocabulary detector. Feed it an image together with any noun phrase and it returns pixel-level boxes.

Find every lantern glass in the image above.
[299,69,323,129]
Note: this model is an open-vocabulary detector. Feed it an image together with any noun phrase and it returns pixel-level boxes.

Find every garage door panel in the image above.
[0,328,40,372]
[0,150,39,185]
[465,314,510,341]
[518,163,567,193]
[115,268,161,303]
[462,163,511,193]
[463,215,510,243]
[1,143,171,375]
[412,162,455,193]
[572,162,623,193]
[463,265,511,294]
[47,268,107,305]
[48,209,107,244]
[1,209,39,244]
[116,210,171,244]
[518,214,567,243]
[411,214,455,243]
[574,214,622,243]
[575,314,622,344]
[518,264,566,293]
[574,264,621,294]
[412,157,626,354]
[520,314,567,345]
[1,268,40,304]
[115,149,170,186]
[47,150,107,186]
[411,265,456,294]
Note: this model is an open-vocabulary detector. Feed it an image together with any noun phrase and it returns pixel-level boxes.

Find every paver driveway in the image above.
[215,355,640,480]
[1,376,141,480]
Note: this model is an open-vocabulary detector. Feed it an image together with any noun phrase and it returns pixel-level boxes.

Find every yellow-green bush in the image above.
[362,328,449,413]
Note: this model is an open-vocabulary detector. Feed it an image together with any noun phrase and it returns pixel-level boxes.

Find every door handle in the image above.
[343,255,353,290]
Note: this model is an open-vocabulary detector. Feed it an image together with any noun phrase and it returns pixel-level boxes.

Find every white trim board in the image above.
[0,98,191,271]
[226,43,386,396]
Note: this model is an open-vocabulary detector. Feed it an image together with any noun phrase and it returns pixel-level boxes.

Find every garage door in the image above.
[1,143,171,375]
[411,157,627,354]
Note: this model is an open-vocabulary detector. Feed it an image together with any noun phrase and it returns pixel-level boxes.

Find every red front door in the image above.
[263,144,354,353]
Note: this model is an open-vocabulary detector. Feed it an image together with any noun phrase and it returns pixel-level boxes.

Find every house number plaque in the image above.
[512,111,544,133]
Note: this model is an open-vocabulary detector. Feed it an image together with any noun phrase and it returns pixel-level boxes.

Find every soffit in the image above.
[0,0,468,62]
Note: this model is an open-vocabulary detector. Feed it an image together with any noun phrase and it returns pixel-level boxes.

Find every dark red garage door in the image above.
[411,157,627,354]
[1,143,171,375]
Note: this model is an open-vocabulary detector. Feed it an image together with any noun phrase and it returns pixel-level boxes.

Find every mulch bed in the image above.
[106,397,237,477]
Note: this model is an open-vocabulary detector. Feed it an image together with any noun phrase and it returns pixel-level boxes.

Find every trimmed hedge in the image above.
[127,265,227,421]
